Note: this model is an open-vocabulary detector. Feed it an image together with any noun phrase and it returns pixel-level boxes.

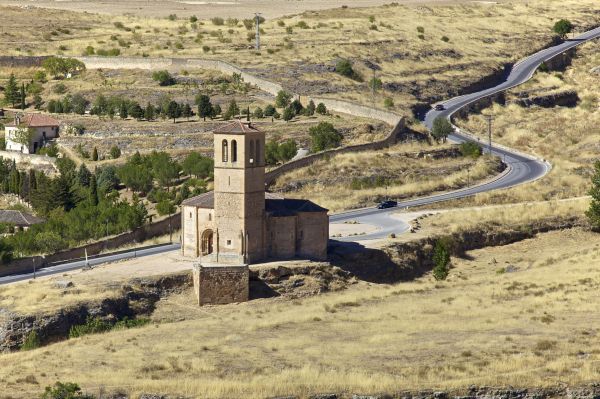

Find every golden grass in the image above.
[2,228,600,397]
[1,0,599,115]
[272,143,501,212]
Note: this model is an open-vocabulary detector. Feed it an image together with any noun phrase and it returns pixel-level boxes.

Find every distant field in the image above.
[0,0,508,19]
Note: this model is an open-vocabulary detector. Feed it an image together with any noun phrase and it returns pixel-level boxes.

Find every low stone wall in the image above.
[0,214,181,277]
[193,264,249,305]
[0,56,48,68]
[511,90,579,108]
[265,118,406,186]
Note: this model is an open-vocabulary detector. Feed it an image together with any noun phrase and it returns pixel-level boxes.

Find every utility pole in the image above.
[485,114,494,155]
[371,68,376,108]
[255,13,262,50]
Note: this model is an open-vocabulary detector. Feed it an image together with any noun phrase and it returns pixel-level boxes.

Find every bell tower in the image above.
[211,120,265,264]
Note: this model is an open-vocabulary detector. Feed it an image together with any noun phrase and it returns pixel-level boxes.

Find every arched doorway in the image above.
[201,229,214,256]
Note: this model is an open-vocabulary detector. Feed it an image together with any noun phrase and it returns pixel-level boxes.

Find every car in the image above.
[377,200,398,209]
[434,104,445,111]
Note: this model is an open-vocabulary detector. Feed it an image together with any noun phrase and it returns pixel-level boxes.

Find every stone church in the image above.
[181,121,329,304]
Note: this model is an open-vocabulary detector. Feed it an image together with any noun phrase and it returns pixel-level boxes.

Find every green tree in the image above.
[41,57,85,79]
[305,100,316,116]
[110,145,121,159]
[119,102,128,119]
[156,199,176,216]
[336,59,361,81]
[20,330,40,351]
[275,90,292,108]
[20,83,26,110]
[89,174,98,206]
[167,101,181,123]
[264,104,276,116]
[92,147,98,161]
[553,19,573,39]
[182,152,213,178]
[77,164,91,187]
[152,70,176,86]
[33,93,44,110]
[196,94,212,121]
[211,103,222,118]
[253,107,264,119]
[586,160,600,230]
[223,99,239,120]
[182,103,193,121]
[316,102,327,115]
[432,240,451,281]
[431,117,453,143]
[282,106,295,121]
[278,139,298,162]
[4,74,19,107]
[144,103,155,121]
[129,102,143,120]
[309,122,343,152]
[12,127,33,151]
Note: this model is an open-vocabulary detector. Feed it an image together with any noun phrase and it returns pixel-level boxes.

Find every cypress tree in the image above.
[20,83,26,110]
[92,147,99,162]
[90,174,98,206]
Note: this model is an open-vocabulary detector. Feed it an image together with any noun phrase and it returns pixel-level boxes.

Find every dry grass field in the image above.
[2,226,600,398]
[271,143,502,211]
[1,0,599,116]
[456,42,600,206]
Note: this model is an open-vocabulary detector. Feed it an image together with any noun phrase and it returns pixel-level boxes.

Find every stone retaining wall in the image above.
[0,150,57,173]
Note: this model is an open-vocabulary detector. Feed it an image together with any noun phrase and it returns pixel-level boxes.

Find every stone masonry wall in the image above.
[193,263,249,305]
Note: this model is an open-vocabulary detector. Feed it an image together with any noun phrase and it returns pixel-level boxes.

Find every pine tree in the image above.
[182,103,192,121]
[196,94,212,121]
[144,103,155,121]
[20,83,26,110]
[432,240,451,281]
[77,164,92,187]
[92,147,99,162]
[90,174,98,206]
[4,74,18,107]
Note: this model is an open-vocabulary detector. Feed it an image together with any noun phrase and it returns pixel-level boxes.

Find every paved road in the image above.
[3,28,600,283]
[331,27,600,241]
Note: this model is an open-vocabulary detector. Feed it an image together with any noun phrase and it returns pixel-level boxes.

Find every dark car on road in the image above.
[377,200,398,209]
[434,104,445,111]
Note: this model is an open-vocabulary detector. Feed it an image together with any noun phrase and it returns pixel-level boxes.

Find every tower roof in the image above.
[213,120,260,134]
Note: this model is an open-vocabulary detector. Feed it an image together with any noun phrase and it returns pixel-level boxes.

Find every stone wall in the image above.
[0,56,48,68]
[511,90,579,108]
[0,150,57,174]
[265,118,406,186]
[193,264,249,305]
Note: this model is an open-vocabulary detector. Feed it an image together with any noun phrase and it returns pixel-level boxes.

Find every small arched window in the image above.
[249,140,255,163]
[231,140,238,162]
[255,139,260,165]
[222,139,228,162]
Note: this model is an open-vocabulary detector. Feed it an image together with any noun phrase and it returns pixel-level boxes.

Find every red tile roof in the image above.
[6,114,60,128]
[213,120,260,134]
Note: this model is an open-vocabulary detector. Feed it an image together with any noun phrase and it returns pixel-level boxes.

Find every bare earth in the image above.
[0,0,507,19]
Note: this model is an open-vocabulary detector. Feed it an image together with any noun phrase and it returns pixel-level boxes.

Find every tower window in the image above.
[255,139,260,165]
[222,139,228,162]
[231,139,238,162]
[249,140,255,163]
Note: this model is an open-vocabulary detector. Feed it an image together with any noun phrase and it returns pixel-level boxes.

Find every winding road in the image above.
[1,27,600,284]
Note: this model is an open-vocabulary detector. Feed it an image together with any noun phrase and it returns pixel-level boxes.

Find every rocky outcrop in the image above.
[511,90,579,108]
[0,272,192,352]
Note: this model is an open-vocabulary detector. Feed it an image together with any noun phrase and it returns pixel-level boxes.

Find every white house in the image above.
[5,114,60,154]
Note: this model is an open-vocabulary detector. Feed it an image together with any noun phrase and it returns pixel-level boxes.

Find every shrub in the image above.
[309,121,342,152]
[335,59,362,81]
[202,45,211,53]
[277,20,285,27]
[282,106,295,121]
[168,14,177,21]
[297,21,309,29]
[459,141,482,158]
[286,26,293,34]
[83,45,95,55]
[316,102,327,115]
[417,26,425,33]
[383,97,394,109]
[53,83,67,94]
[441,36,450,42]
[41,382,95,399]
[190,15,198,23]
[114,21,125,29]
[432,240,451,281]
[369,25,378,31]
[69,316,111,338]
[553,19,573,39]
[211,17,225,26]
[418,34,425,40]
[253,107,264,118]
[21,330,41,351]
[152,70,176,86]
[264,104,276,116]
[110,145,121,159]
[243,19,254,30]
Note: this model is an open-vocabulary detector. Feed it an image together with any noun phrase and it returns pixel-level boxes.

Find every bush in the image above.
[553,19,573,39]
[21,330,41,351]
[316,102,327,115]
[110,145,121,159]
[417,26,425,33]
[309,121,342,152]
[168,14,177,21]
[264,104,276,116]
[459,141,482,158]
[432,240,451,281]
[282,106,295,121]
[286,26,293,34]
[336,59,361,81]
[253,107,264,118]
[42,382,95,399]
[152,70,176,86]
[297,20,309,29]
[383,97,394,109]
[441,36,450,42]
[190,15,198,23]
[69,316,111,338]
[211,17,225,25]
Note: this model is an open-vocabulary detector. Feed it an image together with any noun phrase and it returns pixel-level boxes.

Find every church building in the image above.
[181,121,329,304]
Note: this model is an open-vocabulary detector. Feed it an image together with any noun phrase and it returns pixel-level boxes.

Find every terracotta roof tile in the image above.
[6,113,60,128]
[213,120,260,134]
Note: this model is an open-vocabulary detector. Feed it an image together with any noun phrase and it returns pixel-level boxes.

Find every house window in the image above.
[249,140,255,163]
[231,140,237,162]
[189,212,192,218]
[208,213,212,221]
[226,239,232,246]
[222,139,228,162]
